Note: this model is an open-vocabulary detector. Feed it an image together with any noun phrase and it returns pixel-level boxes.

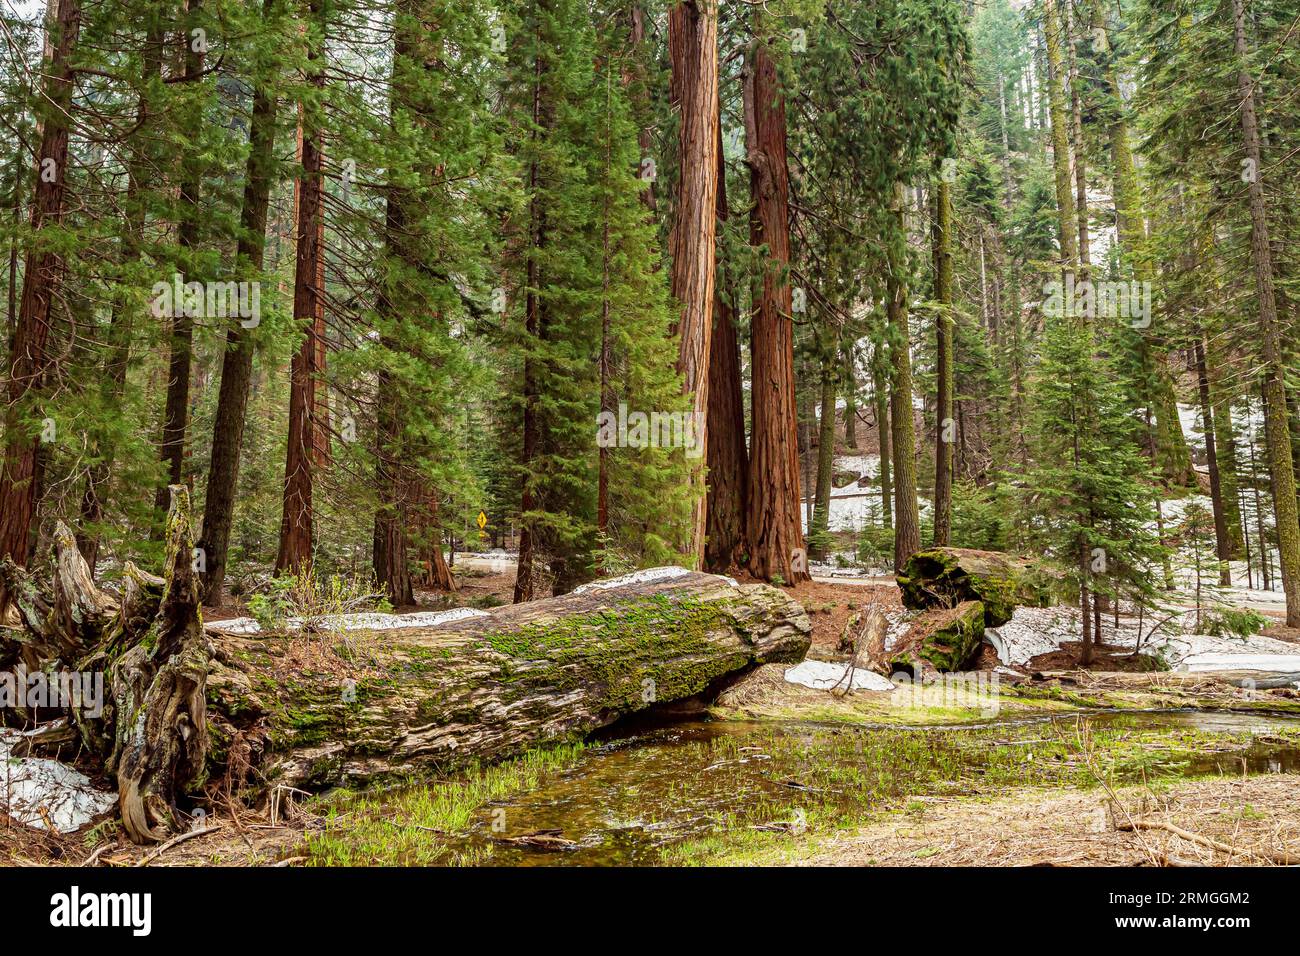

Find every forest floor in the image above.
[737,774,1300,867]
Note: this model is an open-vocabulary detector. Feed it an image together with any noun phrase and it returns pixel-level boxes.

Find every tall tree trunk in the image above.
[871,342,893,531]
[198,0,278,603]
[932,177,954,547]
[667,0,719,563]
[275,0,325,575]
[513,12,547,605]
[1096,8,1194,487]
[0,0,80,608]
[79,13,165,570]
[628,2,655,212]
[372,107,413,608]
[1043,0,1077,273]
[704,116,748,572]
[1065,5,1090,280]
[1207,340,1246,559]
[809,333,839,562]
[1233,0,1300,627]
[155,0,207,517]
[1194,336,1233,586]
[842,342,858,450]
[743,27,807,584]
[888,184,921,569]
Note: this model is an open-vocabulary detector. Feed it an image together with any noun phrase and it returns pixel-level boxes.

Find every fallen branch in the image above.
[1115,818,1300,866]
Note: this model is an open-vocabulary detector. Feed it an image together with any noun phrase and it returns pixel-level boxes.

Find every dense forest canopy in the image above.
[1,0,1298,665]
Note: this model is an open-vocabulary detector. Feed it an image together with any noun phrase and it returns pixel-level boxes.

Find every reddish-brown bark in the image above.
[0,0,81,606]
[704,117,748,573]
[667,0,720,563]
[743,34,807,585]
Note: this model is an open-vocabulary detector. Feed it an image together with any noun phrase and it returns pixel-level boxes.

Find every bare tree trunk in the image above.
[842,343,858,449]
[932,177,954,547]
[1195,336,1233,586]
[667,0,720,563]
[79,13,164,571]
[1043,0,1077,273]
[809,334,838,562]
[743,26,807,584]
[871,343,893,531]
[704,115,748,572]
[199,0,278,603]
[155,0,207,517]
[1233,0,1300,626]
[0,0,80,609]
[888,184,921,569]
[275,0,325,575]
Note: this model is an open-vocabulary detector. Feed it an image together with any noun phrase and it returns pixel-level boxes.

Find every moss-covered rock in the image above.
[896,548,1057,627]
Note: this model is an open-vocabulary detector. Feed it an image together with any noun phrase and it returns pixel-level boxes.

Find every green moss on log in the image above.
[897,548,1056,627]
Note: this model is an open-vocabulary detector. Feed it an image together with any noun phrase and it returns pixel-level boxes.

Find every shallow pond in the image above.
[397,709,1300,866]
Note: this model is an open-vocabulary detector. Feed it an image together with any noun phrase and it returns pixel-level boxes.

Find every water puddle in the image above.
[323,710,1300,866]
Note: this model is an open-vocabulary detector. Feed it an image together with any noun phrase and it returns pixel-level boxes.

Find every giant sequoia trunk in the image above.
[200,2,279,603]
[3,503,809,840]
[704,117,749,573]
[744,31,808,585]
[667,0,720,562]
[0,0,80,608]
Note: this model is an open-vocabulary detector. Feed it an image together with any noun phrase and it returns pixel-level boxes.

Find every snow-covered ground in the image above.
[1,727,116,833]
[206,606,489,636]
[784,659,894,692]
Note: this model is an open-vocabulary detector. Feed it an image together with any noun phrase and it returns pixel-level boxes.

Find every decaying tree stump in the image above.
[867,600,986,676]
[2,491,811,841]
[896,547,1058,627]
[1,487,210,842]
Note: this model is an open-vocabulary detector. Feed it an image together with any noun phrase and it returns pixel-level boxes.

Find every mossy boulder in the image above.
[875,600,986,675]
[896,548,1057,628]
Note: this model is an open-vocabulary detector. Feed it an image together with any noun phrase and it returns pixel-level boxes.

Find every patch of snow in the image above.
[572,566,695,594]
[986,607,1081,665]
[206,606,490,636]
[1145,631,1300,673]
[784,660,894,692]
[1,728,116,832]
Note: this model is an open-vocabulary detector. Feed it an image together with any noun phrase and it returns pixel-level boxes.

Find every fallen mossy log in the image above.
[206,570,811,793]
[3,498,811,842]
[896,547,1058,627]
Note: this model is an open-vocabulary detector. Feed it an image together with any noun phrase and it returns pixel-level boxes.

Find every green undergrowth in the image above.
[302,742,587,866]
[664,722,1300,866]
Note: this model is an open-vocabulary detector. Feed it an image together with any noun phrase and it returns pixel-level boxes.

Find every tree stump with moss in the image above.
[869,600,986,675]
[896,547,1057,627]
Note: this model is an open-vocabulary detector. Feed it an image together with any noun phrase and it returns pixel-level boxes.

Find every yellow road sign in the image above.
[476,510,487,530]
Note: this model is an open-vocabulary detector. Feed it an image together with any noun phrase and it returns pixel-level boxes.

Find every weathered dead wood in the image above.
[5,510,810,841]
[1,487,210,843]
[204,571,811,792]
[866,600,986,675]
